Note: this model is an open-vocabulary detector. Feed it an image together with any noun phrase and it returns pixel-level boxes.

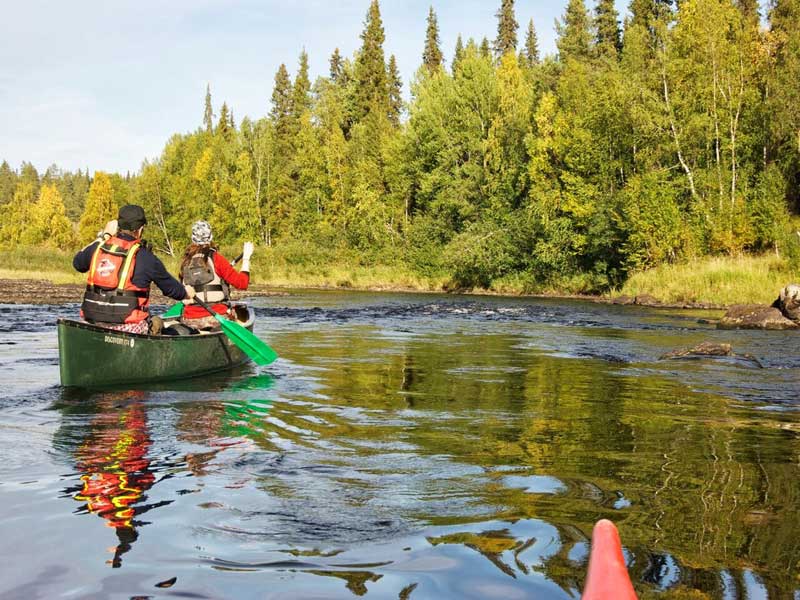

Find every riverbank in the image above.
[0,246,796,307]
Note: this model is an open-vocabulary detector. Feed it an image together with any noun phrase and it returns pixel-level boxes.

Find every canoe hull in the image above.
[58,318,252,388]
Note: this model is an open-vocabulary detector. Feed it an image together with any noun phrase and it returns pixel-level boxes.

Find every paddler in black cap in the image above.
[72,204,195,334]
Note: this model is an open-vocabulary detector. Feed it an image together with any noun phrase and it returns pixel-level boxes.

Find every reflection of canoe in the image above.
[582,520,638,600]
[58,311,255,388]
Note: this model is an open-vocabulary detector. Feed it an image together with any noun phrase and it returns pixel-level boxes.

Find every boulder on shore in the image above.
[717,304,799,330]
[775,283,800,323]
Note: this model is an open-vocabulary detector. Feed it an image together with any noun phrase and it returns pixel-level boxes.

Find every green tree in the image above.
[595,0,622,58]
[766,0,800,208]
[423,6,444,73]
[387,54,403,126]
[480,37,492,59]
[736,0,760,27]
[452,34,465,72]
[494,0,518,58]
[203,84,214,133]
[330,47,344,82]
[217,102,233,140]
[556,0,592,62]
[134,162,175,255]
[0,160,16,206]
[291,50,312,126]
[522,19,540,67]
[78,172,116,241]
[0,182,36,248]
[25,184,75,249]
[355,0,389,121]
[270,64,293,137]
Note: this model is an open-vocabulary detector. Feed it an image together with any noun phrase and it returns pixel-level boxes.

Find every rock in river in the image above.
[717,304,799,331]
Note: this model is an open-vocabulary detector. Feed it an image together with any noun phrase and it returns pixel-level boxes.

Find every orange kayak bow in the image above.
[582,519,638,600]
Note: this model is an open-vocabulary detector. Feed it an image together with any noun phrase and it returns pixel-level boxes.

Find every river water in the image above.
[1,291,799,599]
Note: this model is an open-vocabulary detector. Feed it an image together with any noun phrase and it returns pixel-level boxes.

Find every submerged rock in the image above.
[717,304,799,330]
[660,341,763,368]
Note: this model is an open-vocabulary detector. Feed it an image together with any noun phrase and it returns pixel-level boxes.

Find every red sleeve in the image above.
[213,252,249,290]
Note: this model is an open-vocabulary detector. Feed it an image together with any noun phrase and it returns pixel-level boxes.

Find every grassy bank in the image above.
[1,245,797,306]
[0,245,447,293]
[614,254,799,306]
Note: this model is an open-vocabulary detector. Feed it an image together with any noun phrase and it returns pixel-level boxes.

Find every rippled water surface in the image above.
[1,291,799,599]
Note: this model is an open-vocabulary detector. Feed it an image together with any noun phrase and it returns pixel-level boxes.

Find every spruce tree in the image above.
[523,19,540,66]
[355,0,389,120]
[0,161,16,206]
[480,37,492,59]
[423,6,444,73]
[330,47,344,82]
[292,50,312,122]
[736,0,760,28]
[270,63,293,136]
[203,84,214,133]
[217,102,231,139]
[494,0,518,58]
[556,0,592,62]
[629,0,673,31]
[388,54,403,125]
[452,34,465,72]
[595,0,622,58]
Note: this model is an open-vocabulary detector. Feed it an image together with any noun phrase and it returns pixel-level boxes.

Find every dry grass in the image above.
[614,254,799,306]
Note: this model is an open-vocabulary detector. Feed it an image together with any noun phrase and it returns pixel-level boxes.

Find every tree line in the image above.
[1,0,799,291]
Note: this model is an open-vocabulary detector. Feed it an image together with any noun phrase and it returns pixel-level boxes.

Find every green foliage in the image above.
[0,161,16,206]
[594,0,621,58]
[422,7,443,73]
[3,0,798,298]
[748,164,790,252]
[556,0,592,62]
[522,19,539,67]
[617,171,689,270]
[354,0,389,122]
[25,184,75,249]
[203,84,214,133]
[452,35,465,73]
[77,172,116,242]
[493,0,518,58]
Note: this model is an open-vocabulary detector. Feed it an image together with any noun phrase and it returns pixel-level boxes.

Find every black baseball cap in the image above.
[118,205,147,230]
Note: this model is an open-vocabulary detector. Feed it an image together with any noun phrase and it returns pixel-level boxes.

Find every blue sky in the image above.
[0,0,650,174]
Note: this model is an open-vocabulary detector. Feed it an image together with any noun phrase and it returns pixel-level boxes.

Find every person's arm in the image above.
[213,252,250,290]
[73,220,117,273]
[73,240,99,273]
[132,249,188,300]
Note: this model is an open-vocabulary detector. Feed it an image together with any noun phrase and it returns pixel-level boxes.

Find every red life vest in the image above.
[81,236,150,324]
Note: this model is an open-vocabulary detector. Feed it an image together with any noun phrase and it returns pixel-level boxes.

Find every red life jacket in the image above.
[81,236,150,324]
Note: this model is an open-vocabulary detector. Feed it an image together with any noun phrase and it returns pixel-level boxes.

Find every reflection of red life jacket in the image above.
[74,402,154,531]
[81,236,150,324]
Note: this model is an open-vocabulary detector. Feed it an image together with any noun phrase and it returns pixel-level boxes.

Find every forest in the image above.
[1,0,799,293]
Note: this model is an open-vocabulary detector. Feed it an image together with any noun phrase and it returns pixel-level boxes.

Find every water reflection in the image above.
[64,393,163,568]
[3,294,799,598]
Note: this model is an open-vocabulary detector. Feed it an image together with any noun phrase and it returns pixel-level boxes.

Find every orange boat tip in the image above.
[582,519,638,600]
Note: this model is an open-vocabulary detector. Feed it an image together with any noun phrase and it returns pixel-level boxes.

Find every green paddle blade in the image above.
[215,315,278,366]
[161,303,184,319]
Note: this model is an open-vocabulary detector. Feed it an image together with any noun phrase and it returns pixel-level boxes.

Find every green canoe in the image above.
[58,311,256,388]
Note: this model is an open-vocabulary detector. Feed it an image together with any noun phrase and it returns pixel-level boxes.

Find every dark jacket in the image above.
[73,233,187,301]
